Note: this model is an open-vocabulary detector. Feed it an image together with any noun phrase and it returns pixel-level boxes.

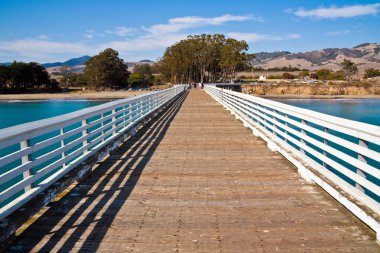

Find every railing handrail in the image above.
[206,84,380,141]
[0,88,171,142]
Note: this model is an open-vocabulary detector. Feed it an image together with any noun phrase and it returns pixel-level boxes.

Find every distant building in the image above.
[258,75,267,81]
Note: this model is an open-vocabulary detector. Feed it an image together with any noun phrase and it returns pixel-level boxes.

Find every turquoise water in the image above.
[0,99,110,129]
[270,98,380,201]
[0,99,114,209]
[273,98,380,126]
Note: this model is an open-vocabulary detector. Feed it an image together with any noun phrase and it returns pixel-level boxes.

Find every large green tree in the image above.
[157,34,254,83]
[84,48,129,89]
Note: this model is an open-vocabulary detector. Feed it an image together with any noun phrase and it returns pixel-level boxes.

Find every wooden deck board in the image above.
[8,89,379,252]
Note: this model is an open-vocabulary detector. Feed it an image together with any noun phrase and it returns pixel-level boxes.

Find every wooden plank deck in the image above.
[7,89,379,252]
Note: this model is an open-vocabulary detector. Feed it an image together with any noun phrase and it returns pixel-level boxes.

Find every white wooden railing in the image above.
[0,85,186,220]
[205,85,380,238]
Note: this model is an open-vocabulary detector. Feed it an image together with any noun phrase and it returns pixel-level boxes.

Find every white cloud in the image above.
[83,30,105,39]
[325,30,350,36]
[99,33,187,53]
[145,14,258,35]
[0,38,91,61]
[101,14,257,53]
[294,3,380,19]
[105,26,136,36]
[227,32,301,42]
[36,34,51,40]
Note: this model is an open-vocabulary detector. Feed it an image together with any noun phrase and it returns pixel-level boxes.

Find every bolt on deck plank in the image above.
[7,89,380,252]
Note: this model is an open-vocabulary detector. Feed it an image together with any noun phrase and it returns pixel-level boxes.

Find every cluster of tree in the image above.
[128,64,154,87]
[282,73,296,79]
[157,34,254,83]
[60,50,162,89]
[364,68,380,79]
[61,73,87,87]
[0,62,58,92]
[304,60,358,81]
[250,66,301,72]
[313,69,345,81]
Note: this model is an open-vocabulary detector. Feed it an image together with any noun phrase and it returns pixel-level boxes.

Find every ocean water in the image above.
[0,99,111,129]
[272,98,380,126]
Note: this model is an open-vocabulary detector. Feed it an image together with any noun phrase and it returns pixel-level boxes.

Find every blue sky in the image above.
[0,0,379,63]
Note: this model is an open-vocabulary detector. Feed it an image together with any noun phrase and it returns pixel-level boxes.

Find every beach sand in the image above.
[0,91,149,100]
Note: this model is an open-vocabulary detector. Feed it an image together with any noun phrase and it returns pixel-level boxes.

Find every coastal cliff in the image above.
[241,83,380,97]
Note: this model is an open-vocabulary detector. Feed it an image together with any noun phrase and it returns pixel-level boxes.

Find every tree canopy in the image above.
[84,48,129,89]
[128,64,154,86]
[341,59,358,82]
[157,34,254,83]
[0,61,57,91]
[364,68,380,79]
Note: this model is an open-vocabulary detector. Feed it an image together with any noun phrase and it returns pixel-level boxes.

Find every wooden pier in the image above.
[7,89,380,252]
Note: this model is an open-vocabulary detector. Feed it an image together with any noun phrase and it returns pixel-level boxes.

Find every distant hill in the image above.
[41,55,91,68]
[252,43,380,75]
[139,59,154,63]
[0,62,12,66]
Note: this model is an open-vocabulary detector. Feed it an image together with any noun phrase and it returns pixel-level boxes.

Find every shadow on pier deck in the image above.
[7,89,380,252]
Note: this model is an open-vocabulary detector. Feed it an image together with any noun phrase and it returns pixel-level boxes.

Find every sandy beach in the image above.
[0,91,150,100]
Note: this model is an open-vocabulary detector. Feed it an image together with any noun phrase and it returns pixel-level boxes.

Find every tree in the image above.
[65,73,87,87]
[220,38,254,82]
[0,65,11,88]
[315,69,331,80]
[84,48,129,89]
[133,64,154,85]
[157,34,254,83]
[364,68,380,79]
[298,70,309,78]
[0,62,54,91]
[282,73,295,79]
[59,65,72,86]
[341,59,358,82]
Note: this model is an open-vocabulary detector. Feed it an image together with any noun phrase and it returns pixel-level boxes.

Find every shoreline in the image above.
[257,94,380,99]
[0,91,149,101]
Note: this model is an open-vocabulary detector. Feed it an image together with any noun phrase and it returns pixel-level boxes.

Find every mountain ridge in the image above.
[41,55,92,68]
[252,43,380,75]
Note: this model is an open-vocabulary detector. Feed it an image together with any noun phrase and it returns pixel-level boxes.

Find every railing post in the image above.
[284,114,289,143]
[20,139,33,192]
[60,128,66,167]
[112,108,116,135]
[300,120,308,154]
[356,139,368,193]
[101,113,105,143]
[82,119,88,153]
[272,110,278,136]
[128,103,133,125]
